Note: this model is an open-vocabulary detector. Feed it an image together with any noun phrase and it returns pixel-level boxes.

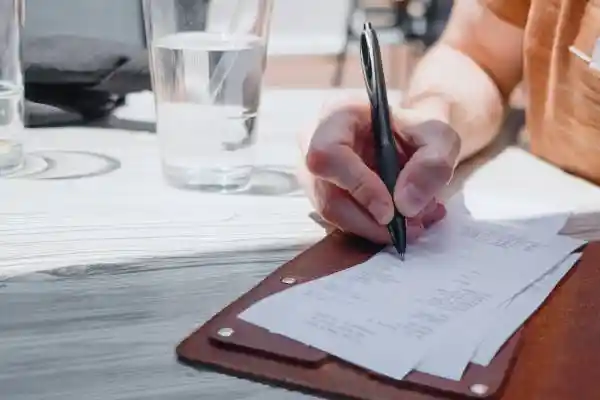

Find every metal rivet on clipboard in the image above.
[470,383,489,396]
[281,277,297,285]
[217,327,235,338]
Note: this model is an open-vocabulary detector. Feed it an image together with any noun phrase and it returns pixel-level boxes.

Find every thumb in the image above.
[393,120,459,217]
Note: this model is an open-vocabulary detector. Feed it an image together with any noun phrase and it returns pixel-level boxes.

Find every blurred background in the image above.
[22,0,525,125]
[24,0,451,89]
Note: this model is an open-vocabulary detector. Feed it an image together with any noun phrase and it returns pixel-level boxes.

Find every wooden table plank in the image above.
[0,249,316,400]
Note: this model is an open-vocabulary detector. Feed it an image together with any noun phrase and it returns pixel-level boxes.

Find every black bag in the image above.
[23,35,152,127]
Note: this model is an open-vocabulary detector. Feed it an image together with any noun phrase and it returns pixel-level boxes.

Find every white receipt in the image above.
[445,192,570,239]
[414,252,580,380]
[472,252,582,366]
[239,215,583,380]
[413,212,575,380]
[414,301,501,380]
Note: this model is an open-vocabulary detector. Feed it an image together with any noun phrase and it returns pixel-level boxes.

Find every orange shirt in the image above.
[483,0,600,185]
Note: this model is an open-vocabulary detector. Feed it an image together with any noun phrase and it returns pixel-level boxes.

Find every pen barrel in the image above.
[376,142,400,193]
[361,23,407,254]
[371,110,407,252]
[371,110,400,193]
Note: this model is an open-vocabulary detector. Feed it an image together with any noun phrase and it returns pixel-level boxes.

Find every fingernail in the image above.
[395,184,429,217]
[369,201,393,225]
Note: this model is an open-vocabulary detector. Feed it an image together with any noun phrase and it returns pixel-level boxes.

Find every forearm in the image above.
[401,43,507,162]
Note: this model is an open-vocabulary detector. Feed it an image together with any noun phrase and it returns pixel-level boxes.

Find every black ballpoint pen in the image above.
[359,22,407,259]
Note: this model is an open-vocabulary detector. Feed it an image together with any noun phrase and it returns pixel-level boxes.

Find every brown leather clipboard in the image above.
[176,232,600,400]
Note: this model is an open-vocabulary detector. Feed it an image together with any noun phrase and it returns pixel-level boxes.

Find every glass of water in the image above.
[0,0,25,175]
[143,0,274,192]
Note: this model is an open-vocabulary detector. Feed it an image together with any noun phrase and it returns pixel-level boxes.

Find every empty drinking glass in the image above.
[143,0,274,192]
[0,0,25,175]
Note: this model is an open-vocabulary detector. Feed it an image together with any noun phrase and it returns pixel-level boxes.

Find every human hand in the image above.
[298,101,461,244]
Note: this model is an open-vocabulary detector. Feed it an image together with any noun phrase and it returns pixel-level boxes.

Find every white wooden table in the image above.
[3,89,600,400]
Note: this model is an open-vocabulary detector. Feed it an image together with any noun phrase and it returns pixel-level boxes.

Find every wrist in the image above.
[399,92,466,164]
[400,92,452,125]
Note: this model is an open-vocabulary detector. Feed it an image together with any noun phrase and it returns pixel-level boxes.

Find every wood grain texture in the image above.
[0,249,316,400]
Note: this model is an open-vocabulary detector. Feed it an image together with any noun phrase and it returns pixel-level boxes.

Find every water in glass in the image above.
[152,31,265,192]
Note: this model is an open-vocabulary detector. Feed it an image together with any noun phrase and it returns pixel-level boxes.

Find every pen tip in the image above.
[400,253,405,261]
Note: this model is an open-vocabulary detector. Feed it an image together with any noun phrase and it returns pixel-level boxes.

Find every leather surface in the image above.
[177,232,528,399]
[499,240,600,400]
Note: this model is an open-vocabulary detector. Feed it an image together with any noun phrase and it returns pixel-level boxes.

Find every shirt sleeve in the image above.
[479,0,531,28]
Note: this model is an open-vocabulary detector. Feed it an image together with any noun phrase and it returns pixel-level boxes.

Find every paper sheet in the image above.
[456,147,600,219]
[414,252,580,380]
[413,209,573,380]
[472,252,582,366]
[445,193,570,238]
[240,214,583,380]
[414,301,501,380]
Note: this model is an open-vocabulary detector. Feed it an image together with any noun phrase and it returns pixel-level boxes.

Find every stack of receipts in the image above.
[239,197,586,382]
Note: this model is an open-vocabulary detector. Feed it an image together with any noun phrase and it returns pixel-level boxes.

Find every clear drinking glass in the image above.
[0,0,25,175]
[143,0,273,192]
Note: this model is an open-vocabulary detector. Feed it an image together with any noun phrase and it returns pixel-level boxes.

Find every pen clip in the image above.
[359,24,378,106]
[359,22,394,148]
[360,23,393,125]
[360,22,407,257]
